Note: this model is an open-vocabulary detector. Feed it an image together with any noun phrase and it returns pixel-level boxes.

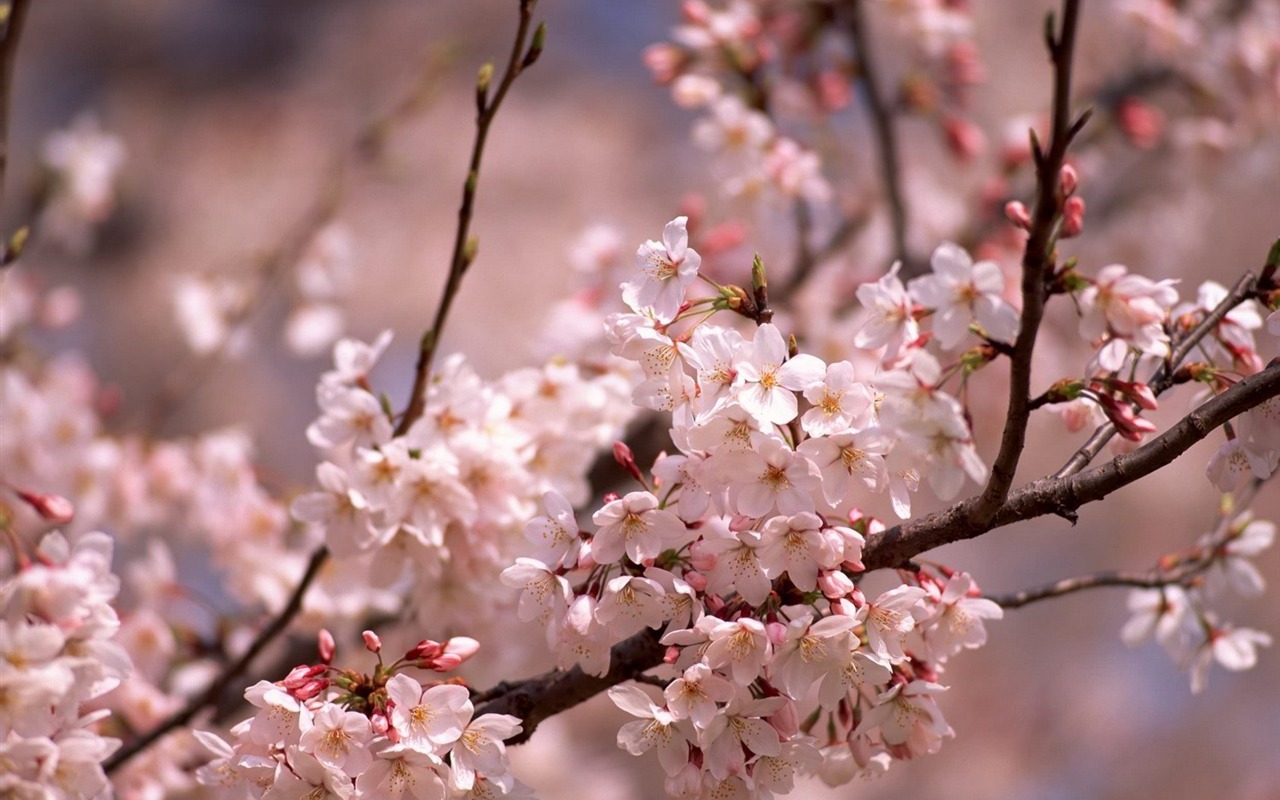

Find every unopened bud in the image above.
[443,636,480,662]
[1059,163,1079,196]
[15,489,75,524]
[1004,200,1032,230]
[281,664,326,689]
[1115,97,1164,150]
[406,639,443,661]
[944,116,986,163]
[1061,195,1085,238]
[362,630,382,654]
[818,570,855,599]
[318,629,336,664]
[293,679,329,701]
[613,441,646,485]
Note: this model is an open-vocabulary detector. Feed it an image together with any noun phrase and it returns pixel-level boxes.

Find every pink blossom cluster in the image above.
[501,218,1019,797]
[291,327,637,627]
[1121,512,1274,694]
[197,633,528,799]
[0,530,131,799]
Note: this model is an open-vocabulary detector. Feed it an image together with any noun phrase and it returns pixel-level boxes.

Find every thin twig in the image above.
[990,569,1186,609]
[1053,270,1258,479]
[989,477,1265,609]
[844,0,912,276]
[969,0,1085,526]
[104,546,331,773]
[395,0,543,436]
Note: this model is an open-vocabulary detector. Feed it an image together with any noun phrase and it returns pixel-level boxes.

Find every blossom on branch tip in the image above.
[622,216,702,322]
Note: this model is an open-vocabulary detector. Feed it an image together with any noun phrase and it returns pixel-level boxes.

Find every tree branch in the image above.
[469,359,1280,743]
[988,569,1186,609]
[869,358,1280,567]
[969,0,1085,527]
[844,0,912,276]
[105,545,331,773]
[989,476,1267,609]
[1053,269,1259,479]
[396,0,543,436]
[0,0,31,260]
[474,629,667,744]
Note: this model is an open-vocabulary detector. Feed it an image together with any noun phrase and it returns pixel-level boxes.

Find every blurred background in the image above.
[3,1,1277,798]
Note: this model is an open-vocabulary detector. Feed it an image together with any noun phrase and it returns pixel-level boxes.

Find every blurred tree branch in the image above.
[0,0,31,264]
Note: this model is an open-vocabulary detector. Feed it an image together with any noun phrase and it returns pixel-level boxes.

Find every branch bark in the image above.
[396,0,543,435]
[969,0,1084,527]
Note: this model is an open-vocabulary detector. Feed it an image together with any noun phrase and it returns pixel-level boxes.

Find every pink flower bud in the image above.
[1004,200,1032,230]
[684,569,707,592]
[293,679,330,701]
[1097,394,1158,441]
[819,570,855,599]
[815,69,851,112]
[14,489,75,524]
[1115,380,1159,411]
[1061,196,1086,238]
[362,630,382,653]
[765,621,788,646]
[317,629,336,664]
[944,116,986,163]
[443,636,480,662]
[426,654,463,671]
[1116,97,1164,150]
[1060,163,1079,196]
[642,44,682,84]
[613,441,646,485]
[664,645,682,665]
[371,711,390,736]
[281,664,326,689]
[405,639,443,661]
[602,492,620,504]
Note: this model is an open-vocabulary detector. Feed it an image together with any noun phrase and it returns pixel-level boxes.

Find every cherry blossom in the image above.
[622,216,703,322]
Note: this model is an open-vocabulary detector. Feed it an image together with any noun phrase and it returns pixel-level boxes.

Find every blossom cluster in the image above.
[1121,512,1274,694]
[197,633,528,799]
[501,217,1019,797]
[0,530,131,799]
[291,327,637,627]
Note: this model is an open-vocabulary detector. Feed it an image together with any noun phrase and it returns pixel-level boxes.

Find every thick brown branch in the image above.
[105,546,331,774]
[868,359,1280,569]
[969,0,1084,527]
[396,1,541,435]
[474,629,666,744]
